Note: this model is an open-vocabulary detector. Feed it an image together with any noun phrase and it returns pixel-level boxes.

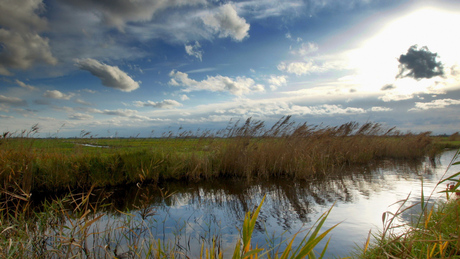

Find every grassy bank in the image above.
[358,199,460,258]
[0,117,441,194]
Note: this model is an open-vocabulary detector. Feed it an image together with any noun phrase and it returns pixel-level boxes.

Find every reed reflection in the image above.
[94,156,433,232]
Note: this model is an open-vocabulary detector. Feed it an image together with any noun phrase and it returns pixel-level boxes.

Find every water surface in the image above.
[77,150,458,258]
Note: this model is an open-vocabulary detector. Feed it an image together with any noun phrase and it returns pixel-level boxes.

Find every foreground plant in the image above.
[358,149,460,258]
[195,195,338,259]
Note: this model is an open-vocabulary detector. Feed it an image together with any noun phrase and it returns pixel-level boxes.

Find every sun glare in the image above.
[347,7,460,97]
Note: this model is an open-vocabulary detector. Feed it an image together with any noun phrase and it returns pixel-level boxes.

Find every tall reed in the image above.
[0,117,440,193]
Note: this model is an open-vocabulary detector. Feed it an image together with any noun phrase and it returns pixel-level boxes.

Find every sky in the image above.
[1,0,460,138]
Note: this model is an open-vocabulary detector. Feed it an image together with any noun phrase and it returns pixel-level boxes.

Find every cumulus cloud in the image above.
[75,58,140,92]
[185,41,203,61]
[268,75,288,90]
[62,0,206,31]
[0,95,27,106]
[133,99,183,109]
[69,113,94,120]
[202,4,250,41]
[369,106,392,112]
[291,42,319,56]
[409,98,460,111]
[15,80,37,91]
[397,45,444,80]
[180,94,190,101]
[0,0,57,75]
[277,61,333,75]
[44,90,74,100]
[169,70,264,95]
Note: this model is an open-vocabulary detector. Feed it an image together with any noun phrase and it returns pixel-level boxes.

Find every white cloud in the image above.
[75,58,140,92]
[169,70,264,95]
[290,104,366,116]
[369,106,392,112]
[15,80,37,91]
[277,61,334,75]
[378,77,449,102]
[0,0,57,75]
[44,90,74,100]
[291,42,319,56]
[268,75,288,90]
[0,94,27,106]
[133,99,183,109]
[202,4,250,41]
[180,94,190,101]
[69,113,94,120]
[185,41,203,61]
[409,99,460,111]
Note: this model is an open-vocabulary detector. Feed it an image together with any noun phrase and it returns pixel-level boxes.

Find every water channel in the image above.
[63,149,458,258]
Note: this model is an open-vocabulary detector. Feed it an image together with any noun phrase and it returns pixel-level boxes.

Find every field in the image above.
[1,117,459,258]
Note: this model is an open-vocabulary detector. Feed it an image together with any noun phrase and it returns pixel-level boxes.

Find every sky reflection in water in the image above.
[89,150,458,258]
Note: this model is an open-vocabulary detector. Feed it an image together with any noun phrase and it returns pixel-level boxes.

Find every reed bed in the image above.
[1,116,439,194]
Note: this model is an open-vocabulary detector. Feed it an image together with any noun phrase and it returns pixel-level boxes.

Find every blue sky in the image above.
[1,0,460,137]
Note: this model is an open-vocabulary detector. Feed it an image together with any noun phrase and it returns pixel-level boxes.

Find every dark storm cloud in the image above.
[396,45,444,80]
